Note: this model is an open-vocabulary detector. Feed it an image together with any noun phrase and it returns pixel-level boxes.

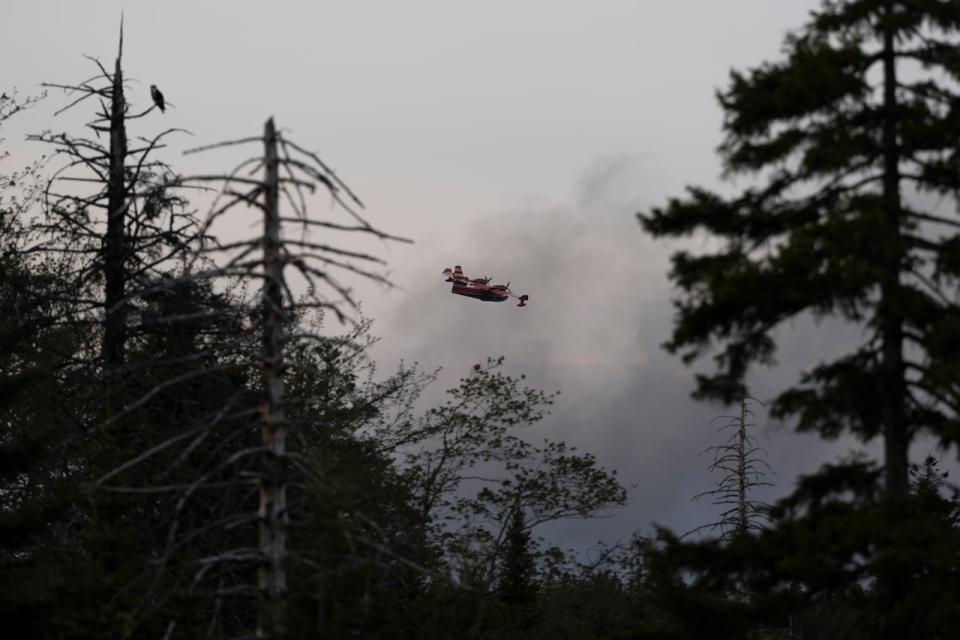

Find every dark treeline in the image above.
[3,1,960,639]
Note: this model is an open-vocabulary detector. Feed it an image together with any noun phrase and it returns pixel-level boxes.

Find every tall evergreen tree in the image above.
[497,507,538,619]
[639,0,960,498]
[639,3,960,638]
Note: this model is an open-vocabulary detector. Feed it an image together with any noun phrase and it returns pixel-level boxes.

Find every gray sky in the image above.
[8,1,937,551]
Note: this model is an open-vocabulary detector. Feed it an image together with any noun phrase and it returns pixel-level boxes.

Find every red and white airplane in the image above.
[442,265,529,307]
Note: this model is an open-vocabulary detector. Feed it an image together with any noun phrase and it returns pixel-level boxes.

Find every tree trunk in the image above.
[736,393,748,536]
[258,117,288,639]
[103,51,128,367]
[879,11,911,640]
[879,10,909,500]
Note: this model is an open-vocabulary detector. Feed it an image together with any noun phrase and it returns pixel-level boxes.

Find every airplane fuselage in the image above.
[451,284,508,302]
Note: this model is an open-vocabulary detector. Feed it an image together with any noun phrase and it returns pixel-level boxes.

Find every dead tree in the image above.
[188,118,409,637]
[102,25,128,366]
[21,25,256,637]
[258,117,288,638]
[90,116,410,639]
[686,392,773,540]
[31,20,192,373]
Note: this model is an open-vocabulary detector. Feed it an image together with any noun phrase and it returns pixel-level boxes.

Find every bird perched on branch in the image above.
[150,84,166,113]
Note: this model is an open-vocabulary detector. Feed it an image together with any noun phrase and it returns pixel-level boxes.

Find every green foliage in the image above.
[634,455,960,640]
[498,508,538,620]
[385,356,626,596]
[635,2,960,639]
[638,0,960,469]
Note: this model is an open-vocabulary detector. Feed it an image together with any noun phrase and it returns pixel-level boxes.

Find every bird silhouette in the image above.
[150,85,166,113]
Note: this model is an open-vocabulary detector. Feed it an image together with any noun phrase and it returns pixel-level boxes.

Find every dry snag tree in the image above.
[123,118,409,638]
[32,23,191,376]
[687,393,772,540]
[87,117,409,638]
[31,21,411,639]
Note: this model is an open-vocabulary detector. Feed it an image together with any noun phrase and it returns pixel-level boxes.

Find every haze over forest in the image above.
[3,2,960,639]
